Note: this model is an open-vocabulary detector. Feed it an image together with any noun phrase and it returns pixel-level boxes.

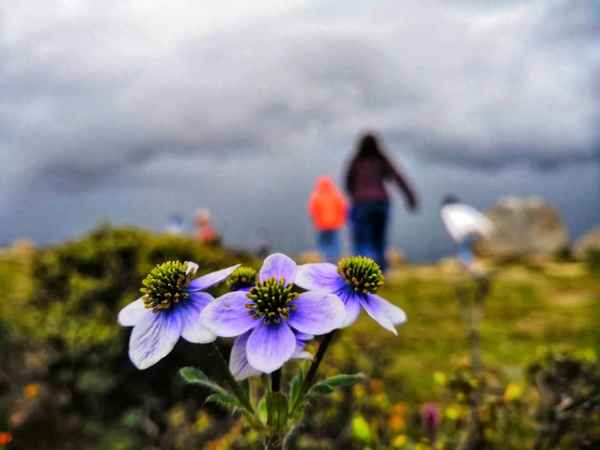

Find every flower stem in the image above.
[271,369,281,392]
[291,330,337,414]
[265,370,284,449]
[303,331,336,390]
[264,434,285,450]
[455,274,491,450]
[210,342,255,414]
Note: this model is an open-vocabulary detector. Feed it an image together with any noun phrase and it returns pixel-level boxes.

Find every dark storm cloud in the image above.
[1,0,599,198]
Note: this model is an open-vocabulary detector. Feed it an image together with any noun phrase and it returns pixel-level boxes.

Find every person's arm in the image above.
[384,158,418,210]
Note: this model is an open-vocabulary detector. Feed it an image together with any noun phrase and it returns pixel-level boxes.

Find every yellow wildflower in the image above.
[392,434,407,447]
[504,383,524,402]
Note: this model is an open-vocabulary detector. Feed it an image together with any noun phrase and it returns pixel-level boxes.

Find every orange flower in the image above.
[369,378,384,393]
[388,414,406,432]
[24,384,40,399]
[0,432,13,445]
[391,402,407,416]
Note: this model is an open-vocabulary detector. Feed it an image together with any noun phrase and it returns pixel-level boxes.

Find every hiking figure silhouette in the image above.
[345,133,418,271]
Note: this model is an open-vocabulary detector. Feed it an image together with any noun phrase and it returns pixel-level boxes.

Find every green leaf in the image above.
[320,373,366,387]
[288,368,304,406]
[179,366,207,383]
[204,391,241,411]
[266,392,288,431]
[309,372,366,396]
[179,367,227,394]
[257,396,268,425]
[311,383,334,394]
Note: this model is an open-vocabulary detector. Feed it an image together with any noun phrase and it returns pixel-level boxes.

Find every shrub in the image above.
[1,225,254,450]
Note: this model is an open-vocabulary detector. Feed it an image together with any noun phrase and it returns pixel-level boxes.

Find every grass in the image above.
[2,235,599,449]
[2,244,598,406]
[324,260,600,404]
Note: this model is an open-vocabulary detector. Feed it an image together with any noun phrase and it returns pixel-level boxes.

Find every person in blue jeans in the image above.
[345,133,418,271]
[308,176,348,262]
[316,229,342,263]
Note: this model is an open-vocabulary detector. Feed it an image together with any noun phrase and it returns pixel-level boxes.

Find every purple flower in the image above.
[229,330,313,381]
[295,256,406,334]
[201,253,345,375]
[421,402,441,443]
[118,261,238,370]
[421,403,441,430]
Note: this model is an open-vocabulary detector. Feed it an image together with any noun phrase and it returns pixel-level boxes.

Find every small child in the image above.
[194,208,219,245]
[308,176,348,263]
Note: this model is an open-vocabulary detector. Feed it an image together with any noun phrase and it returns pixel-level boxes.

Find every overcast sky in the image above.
[1,0,599,260]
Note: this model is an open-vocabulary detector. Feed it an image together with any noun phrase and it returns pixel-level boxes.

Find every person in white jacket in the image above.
[440,195,493,268]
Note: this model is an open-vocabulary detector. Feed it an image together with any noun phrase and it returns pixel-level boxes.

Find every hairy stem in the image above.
[456,274,491,450]
[291,330,337,415]
[271,369,281,392]
[265,370,285,449]
[210,342,255,414]
[264,434,285,450]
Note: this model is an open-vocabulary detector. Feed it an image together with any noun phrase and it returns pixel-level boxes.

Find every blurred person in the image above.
[194,208,219,245]
[440,195,493,269]
[256,226,271,259]
[165,213,184,235]
[345,133,418,271]
[308,176,348,262]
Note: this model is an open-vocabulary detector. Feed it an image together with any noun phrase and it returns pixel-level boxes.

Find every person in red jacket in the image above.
[308,176,348,262]
[194,208,219,245]
[345,133,418,271]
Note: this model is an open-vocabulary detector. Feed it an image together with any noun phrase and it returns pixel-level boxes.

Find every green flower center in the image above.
[245,277,298,324]
[227,266,257,291]
[337,256,384,294]
[140,261,192,312]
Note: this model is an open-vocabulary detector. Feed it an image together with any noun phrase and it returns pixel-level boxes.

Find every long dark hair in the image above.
[345,133,389,192]
[353,132,386,161]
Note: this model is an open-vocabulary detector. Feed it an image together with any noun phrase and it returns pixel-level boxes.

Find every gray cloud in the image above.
[2,0,599,191]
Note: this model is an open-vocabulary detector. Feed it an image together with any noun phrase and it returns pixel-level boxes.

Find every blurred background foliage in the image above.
[1,226,599,450]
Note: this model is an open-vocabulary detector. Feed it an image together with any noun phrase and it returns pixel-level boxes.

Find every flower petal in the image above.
[380,295,407,325]
[295,263,346,293]
[360,294,406,335]
[293,349,313,360]
[288,291,345,335]
[337,288,363,328]
[188,264,240,291]
[129,311,182,370]
[294,331,314,341]
[189,290,214,307]
[185,261,199,276]
[258,253,297,285]
[118,298,150,327]
[229,331,262,381]
[246,322,296,373]
[292,333,313,360]
[200,291,257,337]
[179,292,217,343]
